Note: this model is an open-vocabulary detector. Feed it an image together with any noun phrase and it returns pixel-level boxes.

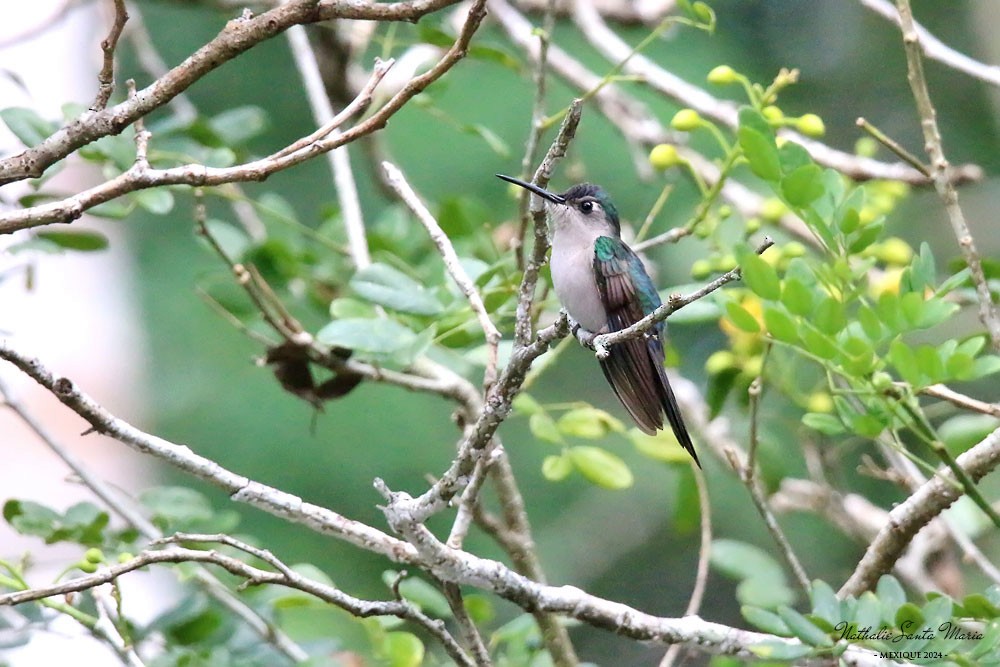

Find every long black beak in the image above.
[496,174,565,204]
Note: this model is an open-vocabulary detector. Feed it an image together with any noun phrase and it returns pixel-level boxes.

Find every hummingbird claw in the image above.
[569,317,598,349]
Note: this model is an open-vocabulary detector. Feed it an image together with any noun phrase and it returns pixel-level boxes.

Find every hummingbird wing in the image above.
[592,236,699,465]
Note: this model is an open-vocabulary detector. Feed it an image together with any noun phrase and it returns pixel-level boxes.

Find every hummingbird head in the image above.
[496,174,621,238]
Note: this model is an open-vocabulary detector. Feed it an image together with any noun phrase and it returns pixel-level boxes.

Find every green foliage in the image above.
[3,500,109,547]
[711,539,795,609]
[7,229,109,254]
[740,577,1000,664]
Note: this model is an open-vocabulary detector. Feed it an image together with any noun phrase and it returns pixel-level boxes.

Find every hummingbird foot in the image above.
[569,318,598,349]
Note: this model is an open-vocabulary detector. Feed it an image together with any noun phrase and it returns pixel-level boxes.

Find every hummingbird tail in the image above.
[599,337,700,467]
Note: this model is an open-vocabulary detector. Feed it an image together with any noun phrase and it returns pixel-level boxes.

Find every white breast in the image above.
[549,228,608,333]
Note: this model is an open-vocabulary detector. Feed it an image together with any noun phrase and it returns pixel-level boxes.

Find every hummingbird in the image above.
[497,174,698,465]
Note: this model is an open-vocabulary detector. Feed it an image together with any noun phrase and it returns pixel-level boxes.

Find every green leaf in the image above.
[463,123,509,157]
[711,539,785,584]
[802,412,845,435]
[778,141,815,175]
[961,594,1000,620]
[140,487,239,534]
[800,325,838,360]
[630,427,692,464]
[738,126,781,181]
[4,499,60,540]
[529,411,564,444]
[889,339,922,386]
[132,188,175,215]
[208,106,268,146]
[777,605,833,648]
[329,297,377,319]
[780,164,824,207]
[895,601,924,630]
[876,575,907,625]
[541,453,572,481]
[940,415,1000,455]
[512,392,543,416]
[857,304,883,341]
[382,572,452,618]
[316,318,418,361]
[840,336,877,376]
[87,199,132,219]
[351,263,443,316]
[203,219,250,260]
[463,594,495,625]
[838,208,860,234]
[469,44,522,71]
[781,278,814,316]
[557,407,624,439]
[417,24,454,47]
[848,220,884,254]
[740,253,781,300]
[34,230,109,252]
[725,301,760,333]
[763,305,798,343]
[915,344,945,384]
[813,297,846,335]
[971,355,1000,379]
[852,591,884,635]
[0,107,56,146]
[568,446,633,489]
[749,640,812,661]
[810,580,841,625]
[742,606,791,636]
[383,631,424,667]
[970,620,1000,660]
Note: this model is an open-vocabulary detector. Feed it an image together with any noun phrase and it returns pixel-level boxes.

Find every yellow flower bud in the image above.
[707,65,738,85]
[649,143,681,170]
[671,109,702,132]
[796,113,826,137]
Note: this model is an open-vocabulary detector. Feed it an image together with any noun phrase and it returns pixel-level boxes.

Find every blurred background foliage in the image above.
[59,0,1000,663]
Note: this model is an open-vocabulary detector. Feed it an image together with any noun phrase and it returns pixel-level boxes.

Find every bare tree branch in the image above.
[0,376,311,662]
[383,160,502,387]
[0,0,487,234]
[0,538,475,667]
[0,0,463,186]
[839,425,1000,596]
[891,0,1000,350]
[91,0,129,111]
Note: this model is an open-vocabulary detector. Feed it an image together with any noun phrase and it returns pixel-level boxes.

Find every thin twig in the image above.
[659,462,712,667]
[0,341,888,663]
[512,100,583,347]
[855,116,929,177]
[569,0,981,186]
[592,237,774,359]
[91,0,129,111]
[0,541,475,667]
[514,0,558,270]
[732,348,811,595]
[893,0,1000,350]
[382,160,502,387]
[921,383,1000,418]
[284,25,381,269]
[840,425,1000,595]
[441,582,493,666]
[0,0,489,233]
[0,0,464,185]
[446,447,498,549]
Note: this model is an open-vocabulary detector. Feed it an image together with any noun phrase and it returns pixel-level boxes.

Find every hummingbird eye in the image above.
[579,200,594,214]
